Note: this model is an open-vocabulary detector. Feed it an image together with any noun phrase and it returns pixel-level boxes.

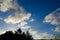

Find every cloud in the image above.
[28,29,43,39]
[0,31,5,35]
[0,0,55,39]
[42,32,55,39]
[44,8,60,25]
[18,22,31,30]
[20,21,28,27]
[0,0,31,24]
[28,28,55,39]
[29,29,37,35]
[0,0,32,35]
[0,0,19,12]
[4,13,31,32]
[29,19,35,22]
[4,13,31,24]
[33,34,43,39]
[55,26,60,32]
[30,31,55,39]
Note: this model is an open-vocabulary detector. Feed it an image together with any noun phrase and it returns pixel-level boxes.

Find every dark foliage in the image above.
[0,28,33,40]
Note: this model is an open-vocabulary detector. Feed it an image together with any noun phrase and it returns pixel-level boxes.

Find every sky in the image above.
[0,0,60,39]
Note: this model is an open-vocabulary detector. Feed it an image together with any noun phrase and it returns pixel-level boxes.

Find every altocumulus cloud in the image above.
[0,0,32,34]
[55,26,60,32]
[44,8,60,25]
[0,0,31,26]
[0,0,31,24]
[44,8,60,32]
[0,0,43,39]
[31,31,55,39]
[0,0,19,12]
[29,19,35,22]
[0,0,56,39]
[28,29,55,39]
[4,13,31,24]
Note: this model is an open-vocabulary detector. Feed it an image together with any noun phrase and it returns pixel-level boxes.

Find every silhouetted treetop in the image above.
[0,28,33,40]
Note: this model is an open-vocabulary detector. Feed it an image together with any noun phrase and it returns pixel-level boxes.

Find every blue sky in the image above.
[0,0,60,39]
[17,0,60,33]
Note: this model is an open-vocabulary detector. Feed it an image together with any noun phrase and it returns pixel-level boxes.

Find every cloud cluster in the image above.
[28,28,55,39]
[55,26,60,32]
[4,13,31,24]
[29,19,35,22]
[44,8,60,32]
[0,0,19,12]
[44,8,60,25]
[0,0,57,39]
[42,32,55,39]
[20,21,28,27]
[33,34,43,39]
[29,29,37,35]
[27,29,43,39]
[4,13,31,33]
[2,0,32,32]
[31,31,55,39]
[0,0,32,34]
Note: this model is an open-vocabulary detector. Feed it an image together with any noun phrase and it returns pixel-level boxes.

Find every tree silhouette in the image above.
[15,28,22,34]
[0,28,33,40]
[26,31,33,40]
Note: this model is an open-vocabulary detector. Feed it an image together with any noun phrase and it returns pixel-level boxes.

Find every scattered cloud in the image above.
[0,0,57,39]
[31,32,55,39]
[29,29,37,35]
[44,8,60,25]
[29,19,35,22]
[42,32,55,39]
[20,21,28,27]
[28,28,55,39]
[4,13,31,24]
[0,0,19,12]
[44,8,60,33]
[18,23,31,30]
[33,34,43,39]
[28,29,43,39]
[55,26,60,32]
[0,0,32,35]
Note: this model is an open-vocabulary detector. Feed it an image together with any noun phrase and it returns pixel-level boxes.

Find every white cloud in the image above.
[28,29,55,39]
[55,26,60,32]
[0,0,55,39]
[0,0,31,24]
[18,22,31,30]
[29,29,37,35]
[33,34,43,39]
[0,31,5,35]
[21,26,30,30]
[31,31,55,39]
[20,21,28,27]
[29,19,35,22]
[0,0,58,39]
[0,0,19,12]
[28,29,43,39]
[43,32,55,39]
[44,8,60,25]
[4,13,31,24]
[0,0,32,35]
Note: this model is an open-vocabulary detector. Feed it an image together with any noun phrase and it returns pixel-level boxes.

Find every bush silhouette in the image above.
[0,28,33,40]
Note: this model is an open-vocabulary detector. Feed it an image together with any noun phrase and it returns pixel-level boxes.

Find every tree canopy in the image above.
[0,28,33,40]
